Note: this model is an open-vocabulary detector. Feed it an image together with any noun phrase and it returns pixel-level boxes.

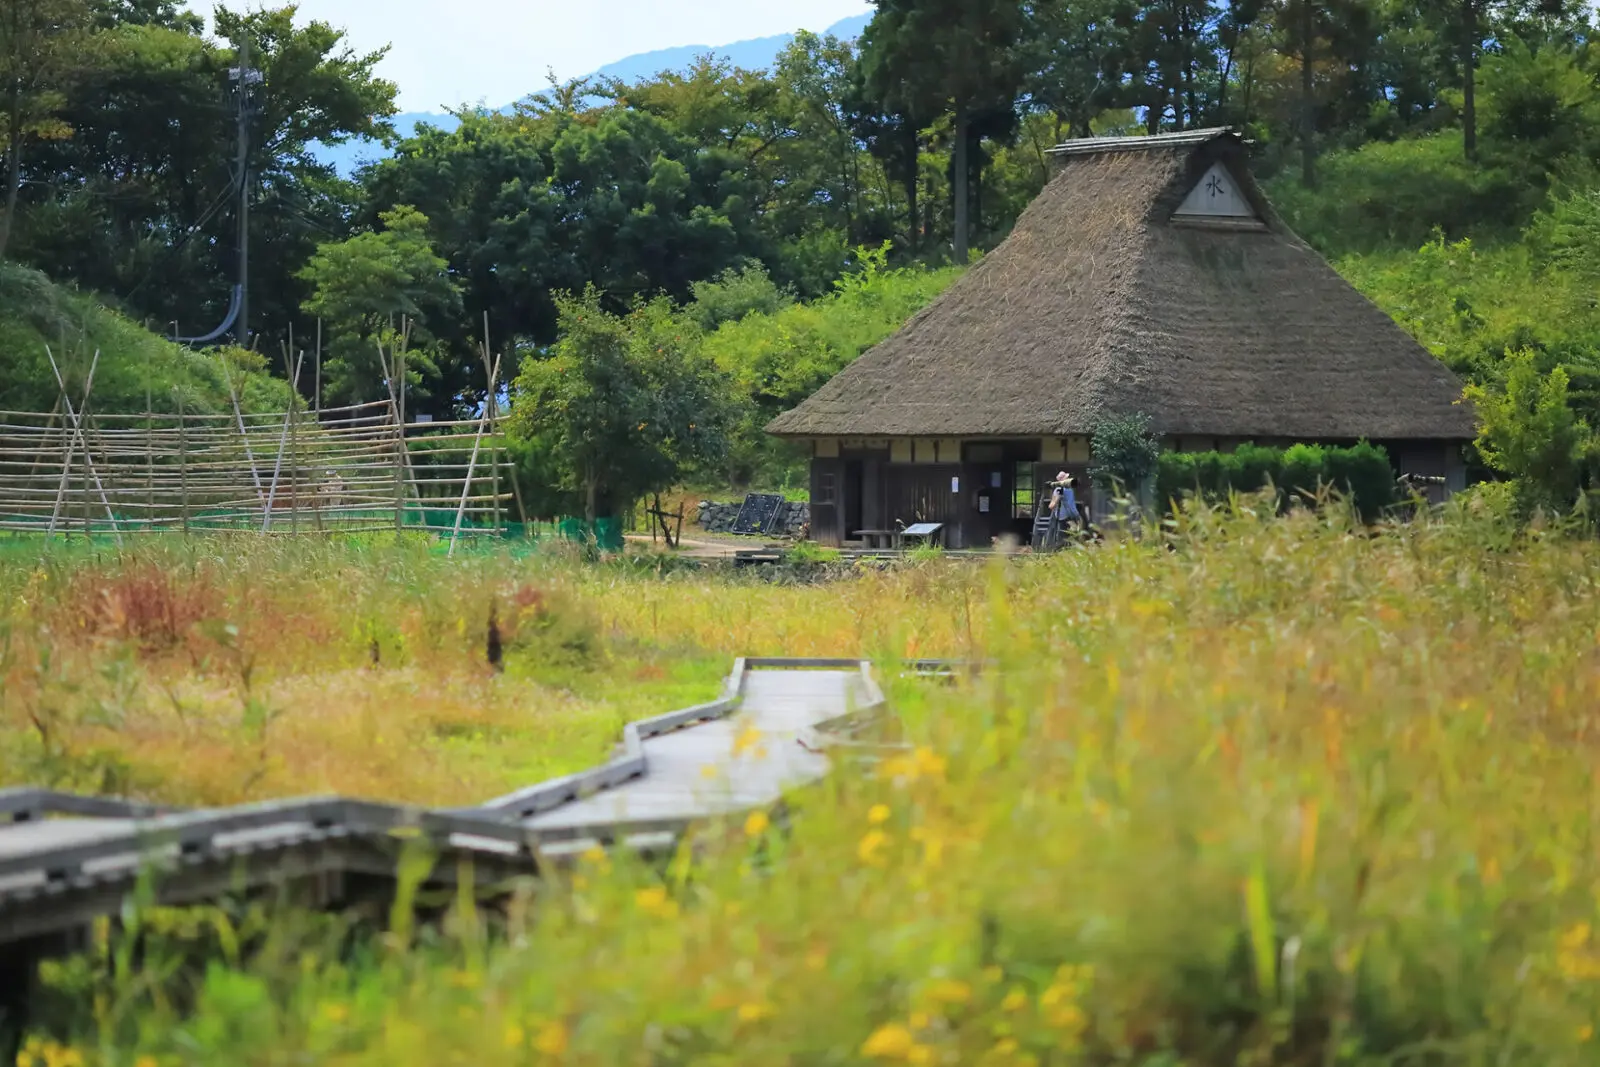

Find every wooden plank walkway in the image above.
[0,659,889,950]
[522,667,850,835]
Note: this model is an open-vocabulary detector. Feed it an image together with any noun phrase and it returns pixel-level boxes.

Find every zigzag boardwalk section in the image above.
[0,659,883,984]
[484,661,872,851]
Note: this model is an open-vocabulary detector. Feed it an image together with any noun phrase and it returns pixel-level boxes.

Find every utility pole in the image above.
[229,34,262,348]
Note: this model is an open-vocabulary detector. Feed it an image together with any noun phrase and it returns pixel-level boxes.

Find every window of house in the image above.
[814,471,837,507]
[1013,462,1036,518]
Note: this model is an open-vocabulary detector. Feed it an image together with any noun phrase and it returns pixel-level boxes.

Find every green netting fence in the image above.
[0,509,626,550]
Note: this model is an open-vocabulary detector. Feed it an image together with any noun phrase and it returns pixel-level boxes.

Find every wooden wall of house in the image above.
[885,465,965,546]
[804,436,1106,547]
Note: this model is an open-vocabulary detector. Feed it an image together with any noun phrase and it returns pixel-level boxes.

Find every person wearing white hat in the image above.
[1048,471,1081,529]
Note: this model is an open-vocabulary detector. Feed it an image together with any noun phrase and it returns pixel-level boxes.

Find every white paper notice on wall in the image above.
[990,472,1002,488]
[979,496,990,513]
[951,477,960,493]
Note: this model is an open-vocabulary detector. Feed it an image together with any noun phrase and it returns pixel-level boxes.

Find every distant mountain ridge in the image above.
[316,12,872,176]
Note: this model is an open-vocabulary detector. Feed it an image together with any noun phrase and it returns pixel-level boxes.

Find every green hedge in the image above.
[1157,442,1397,521]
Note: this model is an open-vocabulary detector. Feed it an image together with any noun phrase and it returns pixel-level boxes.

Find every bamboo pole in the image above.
[44,349,105,538]
[260,348,305,533]
[395,320,408,534]
[448,351,501,558]
[144,372,154,533]
[313,320,323,532]
[482,314,504,539]
[178,389,189,536]
[46,346,123,543]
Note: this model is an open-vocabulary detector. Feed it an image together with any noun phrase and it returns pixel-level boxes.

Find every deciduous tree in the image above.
[0,0,90,259]
[298,204,461,405]
[861,0,1027,263]
[509,289,730,527]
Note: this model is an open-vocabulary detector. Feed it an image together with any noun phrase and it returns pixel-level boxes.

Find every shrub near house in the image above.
[1157,442,1398,521]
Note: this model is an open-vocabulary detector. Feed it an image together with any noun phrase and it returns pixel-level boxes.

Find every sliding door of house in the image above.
[809,460,843,546]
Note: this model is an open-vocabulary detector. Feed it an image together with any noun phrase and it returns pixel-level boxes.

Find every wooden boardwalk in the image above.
[521,667,850,836]
[0,659,886,952]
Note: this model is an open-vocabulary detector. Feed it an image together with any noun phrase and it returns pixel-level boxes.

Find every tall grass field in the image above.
[3,499,1598,1066]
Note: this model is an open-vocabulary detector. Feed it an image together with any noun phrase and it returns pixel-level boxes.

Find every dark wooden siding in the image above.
[810,460,843,546]
[884,464,964,548]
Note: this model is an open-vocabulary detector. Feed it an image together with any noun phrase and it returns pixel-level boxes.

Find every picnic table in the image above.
[853,528,900,550]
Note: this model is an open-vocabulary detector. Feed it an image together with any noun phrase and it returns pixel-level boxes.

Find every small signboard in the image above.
[732,493,786,535]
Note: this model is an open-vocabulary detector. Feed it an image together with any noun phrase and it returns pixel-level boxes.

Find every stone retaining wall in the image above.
[697,499,810,537]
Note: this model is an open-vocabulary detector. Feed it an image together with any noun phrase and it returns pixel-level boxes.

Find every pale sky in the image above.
[195,0,873,112]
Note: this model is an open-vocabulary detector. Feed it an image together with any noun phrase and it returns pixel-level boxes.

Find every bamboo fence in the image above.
[0,371,518,549]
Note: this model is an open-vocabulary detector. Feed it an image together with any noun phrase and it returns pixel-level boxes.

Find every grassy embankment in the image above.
[0,261,287,416]
[6,500,1600,1065]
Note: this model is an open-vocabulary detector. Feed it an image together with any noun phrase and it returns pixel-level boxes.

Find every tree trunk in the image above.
[1217,33,1238,118]
[902,123,919,253]
[1242,48,1257,128]
[584,472,598,531]
[1300,0,1316,188]
[1461,0,1477,161]
[1182,11,1198,127]
[953,100,970,264]
[0,93,22,261]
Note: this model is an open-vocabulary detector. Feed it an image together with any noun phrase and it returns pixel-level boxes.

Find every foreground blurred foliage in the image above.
[8,497,1600,1064]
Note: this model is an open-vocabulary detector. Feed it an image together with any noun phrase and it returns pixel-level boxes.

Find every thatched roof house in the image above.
[768,128,1474,548]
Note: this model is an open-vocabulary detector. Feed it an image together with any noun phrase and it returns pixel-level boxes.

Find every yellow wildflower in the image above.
[924,978,972,1007]
[733,721,762,756]
[744,810,770,837]
[1001,988,1029,1013]
[981,965,1003,985]
[134,1058,159,1067]
[580,844,609,867]
[1045,1003,1087,1032]
[909,1011,930,1030]
[447,968,481,989]
[913,747,947,779]
[858,829,890,866]
[504,1023,526,1048]
[320,1002,349,1024]
[869,803,892,824]
[636,886,679,918]
[533,1021,569,1055]
[1579,1024,1595,1042]
[805,945,829,971]
[737,1001,776,1023]
[907,1045,935,1066]
[878,753,917,780]
[861,1023,917,1059]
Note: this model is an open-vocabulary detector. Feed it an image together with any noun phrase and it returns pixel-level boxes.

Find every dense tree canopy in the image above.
[9,0,1600,514]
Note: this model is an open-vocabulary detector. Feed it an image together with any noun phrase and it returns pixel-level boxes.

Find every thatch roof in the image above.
[768,128,1475,442]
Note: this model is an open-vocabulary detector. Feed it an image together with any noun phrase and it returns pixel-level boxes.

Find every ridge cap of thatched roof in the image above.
[1045,126,1241,158]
